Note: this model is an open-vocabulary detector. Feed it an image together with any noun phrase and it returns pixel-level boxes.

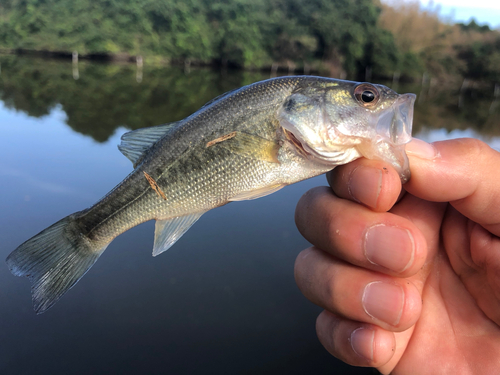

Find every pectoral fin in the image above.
[229,184,285,201]
[208,131,280,163]
[153,212,204,256]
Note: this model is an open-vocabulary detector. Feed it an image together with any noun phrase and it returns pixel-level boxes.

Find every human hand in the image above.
[294,138,500,374]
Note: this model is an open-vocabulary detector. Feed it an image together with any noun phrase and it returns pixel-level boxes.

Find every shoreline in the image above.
[1,49,492,89]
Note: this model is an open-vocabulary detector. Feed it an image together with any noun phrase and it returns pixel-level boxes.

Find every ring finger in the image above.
[294,246,422,332]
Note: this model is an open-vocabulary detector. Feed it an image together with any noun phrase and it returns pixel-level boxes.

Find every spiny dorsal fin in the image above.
[153,212,205,257]
[118,122,181,167]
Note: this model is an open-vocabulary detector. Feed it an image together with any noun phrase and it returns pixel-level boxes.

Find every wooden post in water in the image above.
[304,62,310,75]
[72,51,79,80]
[184,59,191,74]
[270,62,278,78]
[489,83,499,114]
[421,72,429,86]
[136,55,143,83]
[392,71,400,91]
[428,77,436,96]
[221,58,228,77]
[365,66,372,82]
[419,72,429,103]
[392,71,400,85]
[458,78,469,108]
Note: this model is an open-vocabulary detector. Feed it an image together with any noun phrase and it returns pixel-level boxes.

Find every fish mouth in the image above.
[375,93,416,146]
[358,93,416,183]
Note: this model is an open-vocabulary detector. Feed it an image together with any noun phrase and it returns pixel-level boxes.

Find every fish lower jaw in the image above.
[355,139,411,183]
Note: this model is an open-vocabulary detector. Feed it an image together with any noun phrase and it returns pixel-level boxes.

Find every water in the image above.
[0,55,499,375]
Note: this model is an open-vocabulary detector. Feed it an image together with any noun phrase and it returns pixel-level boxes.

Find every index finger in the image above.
[405,138,500,236]
[295,186,428,277]
[327,158,403,213]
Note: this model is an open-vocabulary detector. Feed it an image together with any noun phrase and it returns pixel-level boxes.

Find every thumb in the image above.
[404,138,500,236]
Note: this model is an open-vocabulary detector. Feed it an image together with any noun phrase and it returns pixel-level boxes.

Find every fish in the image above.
[6,76,416,314]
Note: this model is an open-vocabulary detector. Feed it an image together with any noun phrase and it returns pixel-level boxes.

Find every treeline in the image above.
[379,1,500,83]
[0,0,499,82]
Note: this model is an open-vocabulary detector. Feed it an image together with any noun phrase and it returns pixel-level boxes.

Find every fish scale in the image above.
[6,76,416,313]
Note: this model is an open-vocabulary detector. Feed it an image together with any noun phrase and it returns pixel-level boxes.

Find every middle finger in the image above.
[294,247,422,332]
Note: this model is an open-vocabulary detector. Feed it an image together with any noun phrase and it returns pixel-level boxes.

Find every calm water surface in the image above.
[0,56,499,374]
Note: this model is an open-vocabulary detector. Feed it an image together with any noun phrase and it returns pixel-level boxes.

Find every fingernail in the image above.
[362,281,404,326]
[350,327,374,361]
[364,224,415,273]
[405,138,439,160]
[348,166,382,209]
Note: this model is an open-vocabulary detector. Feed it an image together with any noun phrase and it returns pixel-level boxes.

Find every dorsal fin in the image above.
[118,122,181,167]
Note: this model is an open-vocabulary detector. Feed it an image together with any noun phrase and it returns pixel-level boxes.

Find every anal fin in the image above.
[153,212,204,257]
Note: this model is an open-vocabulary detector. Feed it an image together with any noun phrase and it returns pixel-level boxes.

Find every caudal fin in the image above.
[6,214,108,314]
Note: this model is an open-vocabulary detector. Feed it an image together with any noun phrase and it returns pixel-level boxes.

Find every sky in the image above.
[420,0,500,28]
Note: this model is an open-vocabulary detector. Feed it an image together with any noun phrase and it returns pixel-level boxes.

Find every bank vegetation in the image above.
[0,0,498,82]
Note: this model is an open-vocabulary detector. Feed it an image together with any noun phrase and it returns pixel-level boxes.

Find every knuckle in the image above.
[315,310,340,356]
[295,186,335,238]
[324,211,341,247]
[399,280,422,328]
[296,187,328,218]
[459,138,490,164]
[322,270,337,303]
[293,247,314,278]
[293,249,309,284]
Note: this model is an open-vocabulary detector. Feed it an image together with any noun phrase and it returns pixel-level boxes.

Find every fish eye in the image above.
[354,84,380,108]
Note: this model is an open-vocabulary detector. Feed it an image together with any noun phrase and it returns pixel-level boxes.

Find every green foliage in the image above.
[204,0,270,67]
[456,36,500,82]
[458,19,491,34]
[359,27,404,79]
[0,0,408,78]
[0,0,498,82]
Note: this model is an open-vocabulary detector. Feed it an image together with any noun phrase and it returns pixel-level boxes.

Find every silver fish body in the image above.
[6,76,416,313]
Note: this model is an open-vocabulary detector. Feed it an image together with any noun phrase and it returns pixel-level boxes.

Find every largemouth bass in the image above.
[6,76,416,313]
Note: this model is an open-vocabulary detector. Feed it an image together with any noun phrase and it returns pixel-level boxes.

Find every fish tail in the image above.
[6,213,109,314]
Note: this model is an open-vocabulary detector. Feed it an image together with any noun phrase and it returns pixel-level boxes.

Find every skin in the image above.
[294,137,500,374]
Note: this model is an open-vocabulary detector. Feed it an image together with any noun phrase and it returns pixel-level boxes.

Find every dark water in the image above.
[0,55,499,375]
